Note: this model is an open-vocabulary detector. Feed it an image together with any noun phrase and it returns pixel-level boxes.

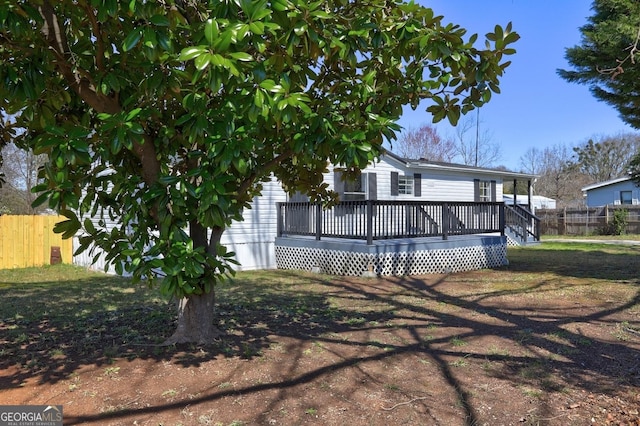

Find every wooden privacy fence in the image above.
[0,215,73,269]
[537,205,640,235]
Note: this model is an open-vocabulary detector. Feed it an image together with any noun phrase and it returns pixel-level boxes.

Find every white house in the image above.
[581,176,640,207]
[326,150,535,203]
[74,150,536,274]
[503,194,556,210]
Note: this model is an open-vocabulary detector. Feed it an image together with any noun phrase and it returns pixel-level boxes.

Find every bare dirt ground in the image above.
[1,247,640,425]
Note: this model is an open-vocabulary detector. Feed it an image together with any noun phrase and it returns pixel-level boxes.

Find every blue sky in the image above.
[394,0,638,170]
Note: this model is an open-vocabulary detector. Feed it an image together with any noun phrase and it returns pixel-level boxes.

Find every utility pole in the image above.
[475,107,479,167]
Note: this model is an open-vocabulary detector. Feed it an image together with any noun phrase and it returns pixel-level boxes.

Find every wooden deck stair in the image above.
[504,204,541,246]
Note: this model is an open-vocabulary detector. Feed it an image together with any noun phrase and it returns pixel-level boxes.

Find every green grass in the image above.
[1,242,639,393]
[507,242,640,281]
[541,233,640,241]
[0,265,174,368]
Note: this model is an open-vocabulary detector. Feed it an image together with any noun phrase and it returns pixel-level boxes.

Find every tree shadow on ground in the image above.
[0,269,400,387]
[1,245,639,425]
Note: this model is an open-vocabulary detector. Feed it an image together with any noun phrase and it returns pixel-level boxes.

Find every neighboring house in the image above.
[74,150,537,275]
[581,176,640,207]
[503,194,556,210]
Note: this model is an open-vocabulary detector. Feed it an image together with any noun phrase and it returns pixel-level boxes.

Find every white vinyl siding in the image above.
[326,156,504,202]
[220,174,287,270]
[75,174,288,274]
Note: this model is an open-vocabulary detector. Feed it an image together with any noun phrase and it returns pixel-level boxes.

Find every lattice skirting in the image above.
[506,235,519,246]
[275,243,507,276]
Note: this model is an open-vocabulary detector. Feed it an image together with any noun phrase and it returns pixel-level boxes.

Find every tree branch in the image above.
[38,1,119,114]
[80,0,106,72]
[596,25,640,79]
[38,1,162,222]
[236,150,296,203]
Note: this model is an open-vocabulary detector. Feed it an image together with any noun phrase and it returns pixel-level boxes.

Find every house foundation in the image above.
[275,235,507,276]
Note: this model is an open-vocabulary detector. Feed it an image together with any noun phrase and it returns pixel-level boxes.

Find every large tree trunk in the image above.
[163,223,225,345]
[164,289,222,345]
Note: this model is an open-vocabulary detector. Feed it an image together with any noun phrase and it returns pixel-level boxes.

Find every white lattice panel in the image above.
[275,243,507,276]
[506,235,520,246]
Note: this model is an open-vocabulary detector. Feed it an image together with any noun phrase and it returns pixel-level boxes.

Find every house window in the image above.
[479,180,492,202]
[398,175,414,195]
[343,172,366,201]
[620,190,633,205]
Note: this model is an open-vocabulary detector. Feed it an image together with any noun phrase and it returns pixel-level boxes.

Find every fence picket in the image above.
[537,206,640,235]
[0,215,73,269]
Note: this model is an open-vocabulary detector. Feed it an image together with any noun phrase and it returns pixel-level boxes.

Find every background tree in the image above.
[452,115,501,167]
[518,144,590,208]
[518,146,543,176]
[0,1,518,344]
[0,142,47,214]
[395,114,501,166]
[559,0,640,180]
[391,124,456,162]
[629,151,640,185]
[570,133,640,182]
[559,0,640,128]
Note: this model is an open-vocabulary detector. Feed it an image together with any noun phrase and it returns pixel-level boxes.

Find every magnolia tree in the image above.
[0,0,518,343]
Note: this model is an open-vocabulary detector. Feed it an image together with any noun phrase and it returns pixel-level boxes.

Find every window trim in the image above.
[343,172,366,201]
[479,180,491,202]
[398,175,414,195]
[620,190,633,205]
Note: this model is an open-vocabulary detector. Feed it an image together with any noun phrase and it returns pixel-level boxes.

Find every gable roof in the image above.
[382,149,537,181]
[581,176,633,192]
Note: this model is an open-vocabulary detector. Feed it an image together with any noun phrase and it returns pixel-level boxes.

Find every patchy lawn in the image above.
[541,233,640,241]
[1,243,639,425]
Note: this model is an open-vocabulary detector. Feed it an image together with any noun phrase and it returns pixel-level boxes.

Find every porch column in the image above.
[513,179,517,205]
[366,200,373,245]
[442,203,449,240]
[276,202,283,237]
[527,179,533,212]
[315,203,322,241]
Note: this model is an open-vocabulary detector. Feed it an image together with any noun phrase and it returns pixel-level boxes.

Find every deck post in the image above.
[499,203,505,236]
[366,200,373,245]
[276,202,283,237]
[315,203,322,241]
[442,203,449,240]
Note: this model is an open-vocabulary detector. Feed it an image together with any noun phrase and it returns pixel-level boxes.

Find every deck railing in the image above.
[504,204,540,243]
[277,201,506,245]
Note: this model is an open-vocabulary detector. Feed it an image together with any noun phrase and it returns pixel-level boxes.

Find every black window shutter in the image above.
[334,171,344,196]
[490,180,497,202]
[289,191,309,202]
[473,179,480,202]
[391,171,399,196]
[413,173,421,197]
[368,173,377,200]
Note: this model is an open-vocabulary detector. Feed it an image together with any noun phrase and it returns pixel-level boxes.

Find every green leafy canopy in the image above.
[0,0,518,297]
[559,0,640,128]
[559,0,640,188]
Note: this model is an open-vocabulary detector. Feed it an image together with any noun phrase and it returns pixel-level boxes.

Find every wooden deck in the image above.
[277,200,506,243]
[274,200,538,276]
